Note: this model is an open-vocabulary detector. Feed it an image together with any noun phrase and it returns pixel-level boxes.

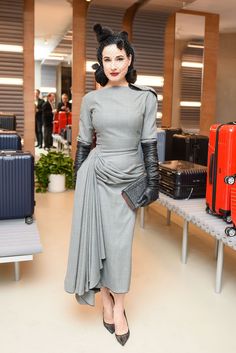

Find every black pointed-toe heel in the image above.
[115,311,130,346]
[103,293,115,334]
[103,319,115,334]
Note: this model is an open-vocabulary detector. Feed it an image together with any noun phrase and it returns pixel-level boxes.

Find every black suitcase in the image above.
[159,160,207,199]
[172,134,209,166]
[0,130,22,150]
[0,113,16,130]
[0,151,34,223]
[161,127,182,161]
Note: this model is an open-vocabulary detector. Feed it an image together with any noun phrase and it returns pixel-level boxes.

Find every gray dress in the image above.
[64,85,157,306]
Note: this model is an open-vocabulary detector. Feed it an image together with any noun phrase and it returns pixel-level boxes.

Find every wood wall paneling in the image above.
[200,14,219,135]
[162,14,175,127]
[122,1,150,40]
[0,0,24,135]
[72,0,89,158]
[23,0,35,154]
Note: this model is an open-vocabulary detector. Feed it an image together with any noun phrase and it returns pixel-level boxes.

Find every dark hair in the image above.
[92,24,137,87]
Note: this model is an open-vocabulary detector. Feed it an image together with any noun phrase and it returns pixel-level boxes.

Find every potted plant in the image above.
[35,151,74,192]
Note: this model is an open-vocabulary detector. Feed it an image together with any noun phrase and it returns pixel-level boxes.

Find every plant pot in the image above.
[48,174,66,193]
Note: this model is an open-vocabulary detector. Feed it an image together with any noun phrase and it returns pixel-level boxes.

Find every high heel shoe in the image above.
[103,293,115,334]
[115,311,130,346]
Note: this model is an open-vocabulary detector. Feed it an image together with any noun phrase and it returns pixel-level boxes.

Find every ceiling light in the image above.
[135,75,164,87]
[181,61,203,68]
[180,101,201,107]
[187,44,204,49]
[0,44,23,53]
[0,77,23,85]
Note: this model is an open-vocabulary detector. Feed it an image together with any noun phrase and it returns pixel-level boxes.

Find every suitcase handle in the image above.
[209,154,215,184]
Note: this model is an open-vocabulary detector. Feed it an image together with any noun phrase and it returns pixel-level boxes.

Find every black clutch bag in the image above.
[121,175,147,211]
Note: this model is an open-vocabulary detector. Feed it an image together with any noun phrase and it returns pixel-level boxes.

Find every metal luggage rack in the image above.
[140,193,236,293]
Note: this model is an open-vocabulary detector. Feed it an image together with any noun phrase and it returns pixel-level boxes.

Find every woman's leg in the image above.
[111,292,129,335]
[101,287,114,324]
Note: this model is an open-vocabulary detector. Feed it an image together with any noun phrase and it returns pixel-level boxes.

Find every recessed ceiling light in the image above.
[180,101,201,107]
[181,61,203,68]
[0,44,23,53]
[0,77,23,85]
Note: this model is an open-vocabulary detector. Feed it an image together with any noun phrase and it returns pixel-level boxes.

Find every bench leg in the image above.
[215,239,219,260]
[215,240,224,293]
[182,220,189,264]
[166,209,171,226]
[14,262,20,281]
[140,207,145,229]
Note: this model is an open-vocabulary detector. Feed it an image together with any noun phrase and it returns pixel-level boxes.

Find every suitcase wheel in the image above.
[25,216,33,225]
[224,176,235,185]
[223,215,232,224]
[225,227,236,237]
[206,206,214,215]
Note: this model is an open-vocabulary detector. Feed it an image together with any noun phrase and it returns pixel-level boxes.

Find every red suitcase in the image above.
[58,112,72,134]
[206,123,236,222]
[225,175,236,237]
[53,112,59,134]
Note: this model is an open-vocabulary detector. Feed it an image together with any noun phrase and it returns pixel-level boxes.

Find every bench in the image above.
[140,193,236,293]
[0,219,42,280]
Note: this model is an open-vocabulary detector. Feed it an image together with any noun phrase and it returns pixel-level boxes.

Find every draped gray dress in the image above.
[64,85,157,306]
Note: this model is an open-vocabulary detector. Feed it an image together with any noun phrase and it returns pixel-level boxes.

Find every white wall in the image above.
[34,61,41,90]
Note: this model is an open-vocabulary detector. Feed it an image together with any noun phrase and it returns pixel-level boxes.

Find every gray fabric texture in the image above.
[64,85,157,306]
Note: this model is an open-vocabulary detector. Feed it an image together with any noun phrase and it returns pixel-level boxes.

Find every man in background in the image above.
[35,89,44,148]
[42,93,56,151]
[57,93,72,113]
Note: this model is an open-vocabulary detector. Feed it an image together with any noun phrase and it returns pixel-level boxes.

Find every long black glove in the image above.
[74,141,91,183]
[137,140,159,207]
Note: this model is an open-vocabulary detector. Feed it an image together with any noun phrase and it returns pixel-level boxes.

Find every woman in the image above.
[64,24,159,346]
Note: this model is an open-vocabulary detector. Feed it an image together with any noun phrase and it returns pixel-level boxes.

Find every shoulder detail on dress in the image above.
[82,90,97,105]
[83,90,96,99]
[128,83,157,98]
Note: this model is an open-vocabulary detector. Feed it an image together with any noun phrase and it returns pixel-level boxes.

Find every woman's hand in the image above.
[137,186,159,207]
[137,141,159,207]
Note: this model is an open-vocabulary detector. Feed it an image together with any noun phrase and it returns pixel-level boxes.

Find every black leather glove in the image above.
[137,140,159,207]
[74,141,91,183]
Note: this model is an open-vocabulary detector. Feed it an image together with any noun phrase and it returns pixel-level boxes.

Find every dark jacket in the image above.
[42,101,54,126]
[57,101,72,112]
[35,98,44,122]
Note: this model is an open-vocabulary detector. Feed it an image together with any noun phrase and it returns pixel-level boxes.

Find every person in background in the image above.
[42,93,56,151]
[34,89,44,148]
[57,93,72,113]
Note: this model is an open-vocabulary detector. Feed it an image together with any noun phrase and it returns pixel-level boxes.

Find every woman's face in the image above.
[102,44,132,86]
